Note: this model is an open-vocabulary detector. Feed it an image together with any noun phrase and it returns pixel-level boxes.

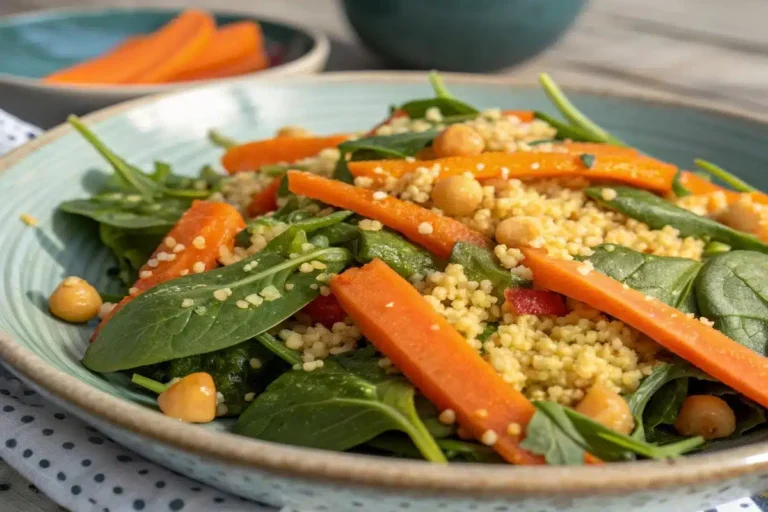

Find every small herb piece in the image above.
[207,129,238,150]
[696,251,768,356]
[355,229,440,279]
[477,322,499,342]
[694,159,757,193]
[579,153,596,169]
[234,347,446,462]
[586,186,768,253]
[449,242,530,297]
[538,74,627,146]
[586,244,702,314]
[83,246,353,372]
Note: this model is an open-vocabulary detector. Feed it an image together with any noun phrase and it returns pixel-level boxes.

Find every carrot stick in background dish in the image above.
[43,37,147,84]
[45,9,215,85]
[287,171,489,258]
[245,176,282,217]
[520,247,768,410]
[349,152,677,192]
[222,134,352,174]
[166,21,268,82]
[331,259,544,465]
[92,200,245,340]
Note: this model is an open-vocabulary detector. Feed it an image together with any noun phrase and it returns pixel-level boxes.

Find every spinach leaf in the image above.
[586,244,702,314]
[254,332,302,366]
[338,130,439,160]
[626,362,713,441]
[315,222,359,246]
[69,116,161,200]
[331,154,355,184]
[399,98,478,119]
[265,210,354,253]
[233,347,446,462]
[696,251,768,355]
[644,378,688,433]
[59,193,192,229]
[522,401,704,464]
[82,246,353,372]
[586,186,768,253]
[136,340,284,416]
[693,382,767,440]
[355,229,440,279]
[449,242,530,297]
[99,224,166,285]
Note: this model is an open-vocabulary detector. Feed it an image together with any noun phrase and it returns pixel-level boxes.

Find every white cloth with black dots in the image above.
[0,108,763,512]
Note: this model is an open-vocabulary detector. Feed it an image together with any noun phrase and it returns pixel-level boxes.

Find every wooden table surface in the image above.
[1,1,767,511]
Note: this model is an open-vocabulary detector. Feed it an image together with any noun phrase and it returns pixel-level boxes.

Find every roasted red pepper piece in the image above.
[504,288,569,316]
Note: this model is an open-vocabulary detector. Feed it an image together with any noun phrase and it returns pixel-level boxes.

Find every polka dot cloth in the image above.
[0,110,764,512]
[0,109,41,155]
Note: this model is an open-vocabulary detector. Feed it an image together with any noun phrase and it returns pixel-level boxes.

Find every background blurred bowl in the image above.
[0,7,329,128]
[341,0,588,72]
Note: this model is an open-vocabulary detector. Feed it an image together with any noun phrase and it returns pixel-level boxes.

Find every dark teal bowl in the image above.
[342,0,588,71]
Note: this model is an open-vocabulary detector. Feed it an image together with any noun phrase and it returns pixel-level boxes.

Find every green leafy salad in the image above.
[47,72,768,466]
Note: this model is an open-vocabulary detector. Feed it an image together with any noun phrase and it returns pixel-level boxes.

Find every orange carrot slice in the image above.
[222,134,351,174]
[331,259,543,465]
[520,247,768,410]
[287,171,489,258]
[560,142,640,156]
[245,176,281,217]
[44,37,147,84]
[93,200,245,340]
[349,152,676,192]
[166,21,268,82]
[45,10,215,85]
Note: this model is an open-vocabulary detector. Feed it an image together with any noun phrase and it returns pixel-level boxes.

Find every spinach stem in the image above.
[694,159,757,193]
[533,111,600,142]
[207,129,238,150]
[428,71,453,99]
[538,73,628,146]
[131,374,168,395]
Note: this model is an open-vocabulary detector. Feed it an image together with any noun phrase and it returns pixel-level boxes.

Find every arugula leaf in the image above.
[586,244,702,314]
[696,251,768,355]
[587,186,768,253]
[82,246,353,372]
[522,401,704,464]
[59,193,192,229]
[449,242,530,297]
[355,229,440,279]
[338,130,439,160]
[69,115,161,201]
[233,347,446,462]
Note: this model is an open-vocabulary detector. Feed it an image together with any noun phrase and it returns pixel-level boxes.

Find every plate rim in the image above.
[2,70,768,496]
[0,5,330,92]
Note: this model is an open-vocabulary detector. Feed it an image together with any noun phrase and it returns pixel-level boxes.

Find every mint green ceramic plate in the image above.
[2,73,768,512]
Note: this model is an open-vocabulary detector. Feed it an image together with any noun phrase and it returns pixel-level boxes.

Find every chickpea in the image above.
[432,125,485,158]
[275,125,312,138]
[49,276,102,323]
[157,372,216,423]
[431,175,483,216]
[495,216,540,247]
[575,384,634,435]
[674,395,736,440]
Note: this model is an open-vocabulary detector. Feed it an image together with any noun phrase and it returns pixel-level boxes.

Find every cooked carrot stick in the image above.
[222,134,351,174]
[92,200,245,340]
[169,49,268,82]
[288,171,489,258]
[166,21,268,82]
[502,110,535,122]
[45,10,215,85]
[245,176,281,217]
[44,37,147,84]
[560,143,640,156]
[349,152,677,192]
[331,259,543,465]
[520,247,768,410]
[679,171,768,206]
